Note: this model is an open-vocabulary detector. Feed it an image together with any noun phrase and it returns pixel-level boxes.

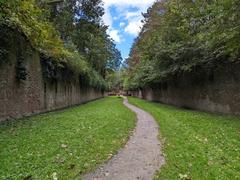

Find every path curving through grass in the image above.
[128,97,240,180]
[83,97,165,180]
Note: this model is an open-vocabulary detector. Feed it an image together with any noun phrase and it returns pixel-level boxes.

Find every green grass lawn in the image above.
[0,97,135,179]
[128,97,240,180]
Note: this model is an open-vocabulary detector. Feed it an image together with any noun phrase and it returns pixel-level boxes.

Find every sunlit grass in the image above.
[128,97,240,180]
[0,97,135,179]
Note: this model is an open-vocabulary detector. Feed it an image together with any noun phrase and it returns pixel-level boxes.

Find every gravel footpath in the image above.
[82,97,165,180]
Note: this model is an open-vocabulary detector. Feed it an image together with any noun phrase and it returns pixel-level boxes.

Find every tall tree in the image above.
[125,0,240,90]
[45,0,122,76]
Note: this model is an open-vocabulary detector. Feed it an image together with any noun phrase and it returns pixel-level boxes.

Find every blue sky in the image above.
[102,0,155,60]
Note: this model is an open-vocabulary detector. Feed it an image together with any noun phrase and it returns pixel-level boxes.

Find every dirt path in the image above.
[82,97,165,180]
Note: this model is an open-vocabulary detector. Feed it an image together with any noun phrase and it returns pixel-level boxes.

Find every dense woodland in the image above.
[124,0,240,90]
[0,0,122,90]
[1,0,240,92]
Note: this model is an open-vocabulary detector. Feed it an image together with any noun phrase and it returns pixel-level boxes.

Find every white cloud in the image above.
[123,10,144,36]
[108,29,122,43]
[102,0,155,37]
[103,0,155,9]
[124,20,142,36]
[102,8,112,27]
[125,11,141,19]
[119,22,125,27]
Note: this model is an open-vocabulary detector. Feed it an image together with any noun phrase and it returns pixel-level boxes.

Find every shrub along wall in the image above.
[130,63,240,115]
[0,35,103,122]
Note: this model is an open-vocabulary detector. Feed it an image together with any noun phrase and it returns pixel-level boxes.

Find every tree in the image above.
[45,0,122,77]
[125,0,240,90]
[0,0,122,89]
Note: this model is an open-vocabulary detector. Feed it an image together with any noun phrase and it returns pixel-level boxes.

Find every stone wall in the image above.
[131,63,240,115]
[0,35,103,121]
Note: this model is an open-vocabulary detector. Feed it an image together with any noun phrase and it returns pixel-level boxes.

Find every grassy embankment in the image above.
[0,97,135,179]
[128,97,240,180]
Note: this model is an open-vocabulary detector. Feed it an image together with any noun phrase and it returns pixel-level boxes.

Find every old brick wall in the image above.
[0,36,103,121]
[131,63,240,115]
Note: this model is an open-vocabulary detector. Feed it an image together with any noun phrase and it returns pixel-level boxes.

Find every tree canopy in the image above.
[125,0,240,90]
[0,0,122,89]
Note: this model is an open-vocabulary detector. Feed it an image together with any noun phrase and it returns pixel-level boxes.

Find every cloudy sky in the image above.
[102,0,155,60]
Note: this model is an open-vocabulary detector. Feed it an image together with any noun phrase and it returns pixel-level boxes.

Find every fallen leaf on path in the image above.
[61,144,68,148]
[104,172,109,176]
[52,172,58,180]
[179,173,190,179]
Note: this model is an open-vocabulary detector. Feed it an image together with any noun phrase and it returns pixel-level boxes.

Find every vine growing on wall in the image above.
[0,0,122,89]
[0,49,8,64]
[16,45,28,81]
[0,25,9,65]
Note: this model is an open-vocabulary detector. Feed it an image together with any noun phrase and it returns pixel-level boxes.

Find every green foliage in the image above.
[105,70,125,91]
[1,0,71,60]
[46,0,122,76]
[0,97,135,179]
[71,19,121,76]
[0,0,122,88]
[126,0,240,90]
[129,97,240,179]
[85,68,107,90]
[0,25,9,64]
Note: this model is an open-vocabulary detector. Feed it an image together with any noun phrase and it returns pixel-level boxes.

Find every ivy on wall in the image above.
[0,1,96,85]
[0,49,8,64]
[16,43,28,81]
[16,55,28,81]
[0,25,9,65]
